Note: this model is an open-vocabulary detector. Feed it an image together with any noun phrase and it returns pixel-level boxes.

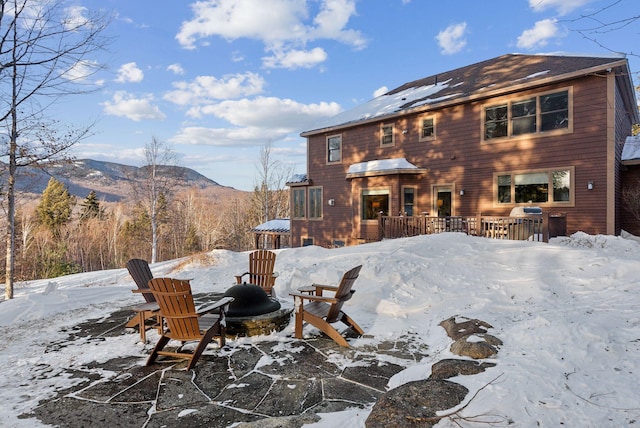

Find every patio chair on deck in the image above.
[146,278,234,370]
[125,258,160,342]
[289,265,364,347]
[234,250,279,297]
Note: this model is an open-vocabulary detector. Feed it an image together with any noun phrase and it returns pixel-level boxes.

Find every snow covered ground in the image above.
[0,232,638,427]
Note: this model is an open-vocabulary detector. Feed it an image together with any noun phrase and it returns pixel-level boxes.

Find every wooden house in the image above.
[288,54,639,247]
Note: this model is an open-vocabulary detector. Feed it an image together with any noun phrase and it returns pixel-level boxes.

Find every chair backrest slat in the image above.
[148,278,201,340]
[126,259,155,303]
[326,265,362,323]
[248,250,277,290]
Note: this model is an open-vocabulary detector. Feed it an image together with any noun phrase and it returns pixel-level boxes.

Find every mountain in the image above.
[1,159,236,202]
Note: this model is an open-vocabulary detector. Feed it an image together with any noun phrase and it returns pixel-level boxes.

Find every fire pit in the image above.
[223,284,292,336]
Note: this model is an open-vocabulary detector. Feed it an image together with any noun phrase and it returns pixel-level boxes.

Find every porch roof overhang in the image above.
[346,157,427,179]
[622,135,640,166]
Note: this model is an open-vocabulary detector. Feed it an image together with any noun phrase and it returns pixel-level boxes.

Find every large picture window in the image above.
[362,189,389,220]
[496,168,572,205]
[292,188,306,219]
[327,134,342,163]
[309,187,323,219]
[484,89,570,140]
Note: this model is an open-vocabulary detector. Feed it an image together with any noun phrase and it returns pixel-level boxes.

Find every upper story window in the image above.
[419,117,435,141]
[496,167,573,206]
[381,124,394,146]
[484,89,570,141]
[292,188,306,219]
[327,134,342,163]
[309,187,323,219]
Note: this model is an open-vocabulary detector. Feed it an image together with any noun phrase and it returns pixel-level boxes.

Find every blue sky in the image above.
[65,0,639,191]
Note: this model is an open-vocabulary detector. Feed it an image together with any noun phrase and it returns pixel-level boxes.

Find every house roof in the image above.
[301,53,637,136]
[346,157,427,179]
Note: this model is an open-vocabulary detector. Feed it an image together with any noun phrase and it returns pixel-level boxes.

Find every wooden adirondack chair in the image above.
[146,278,234,370]
[125,258,161,342]
[289,265,364,347]
[234,250,279,296]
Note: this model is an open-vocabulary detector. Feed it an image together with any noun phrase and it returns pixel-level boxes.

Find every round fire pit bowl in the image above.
[223,284,292,337]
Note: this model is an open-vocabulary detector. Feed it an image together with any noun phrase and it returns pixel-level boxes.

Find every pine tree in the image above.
[35,178,75,237]
[79,190,103,221]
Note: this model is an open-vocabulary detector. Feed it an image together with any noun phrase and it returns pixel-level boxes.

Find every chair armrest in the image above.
[289,292,338,303]
[132,289,154,294]
[197,296,235,314]
[312,284,339,292]
[235,273,249,284]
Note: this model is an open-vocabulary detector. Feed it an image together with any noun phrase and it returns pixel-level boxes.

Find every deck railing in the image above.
[379,213,555,243]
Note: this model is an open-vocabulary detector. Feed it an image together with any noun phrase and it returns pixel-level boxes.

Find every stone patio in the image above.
[19,301,431,428]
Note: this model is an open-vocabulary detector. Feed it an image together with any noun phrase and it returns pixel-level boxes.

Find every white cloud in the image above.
[517,18,560,49]
[164,72,266,107]
[189,96,342,129]
[167,63,185,75]
[63,6,90,30]
[63,60,101,83]
[169,126,277,147]
[373,86,388,98]
[102,91,166,121]
[262,47,328,69]
[175,0,366,69]
[309,0,366,49]
[529,0,593,16]
[115,62,144,83]
[436,22,467,55]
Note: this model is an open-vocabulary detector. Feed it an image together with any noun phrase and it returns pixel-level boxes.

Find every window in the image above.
[381,124,394,146]
[420,117,435,140]
[327,135,341,163]
[309,187,323,219]
[362,189,389,220]
[496,168,572,205]
[484,89,570,140]
[292,188,306,219]
[402,187,416,216]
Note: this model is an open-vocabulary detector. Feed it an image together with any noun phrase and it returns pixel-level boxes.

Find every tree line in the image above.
[1,171,289,283]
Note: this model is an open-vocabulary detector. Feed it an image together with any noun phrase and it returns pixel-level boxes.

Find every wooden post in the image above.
[542,211,550,243]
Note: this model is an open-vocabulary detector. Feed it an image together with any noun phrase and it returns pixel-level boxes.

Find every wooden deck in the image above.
[378,213,565,243]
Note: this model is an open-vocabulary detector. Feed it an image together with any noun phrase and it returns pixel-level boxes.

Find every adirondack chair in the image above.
[125,258,161,342]
[234,250,279,296]
[146,277,234,370]
[289,265,364,347]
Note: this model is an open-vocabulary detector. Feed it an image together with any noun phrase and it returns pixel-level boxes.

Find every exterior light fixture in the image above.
[459,189,465,196]
[587,182,594,190]
[328,198,335,206]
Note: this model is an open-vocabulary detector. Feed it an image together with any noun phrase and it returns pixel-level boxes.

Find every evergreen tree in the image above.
[79,190,103,221]
[35,178,75,237]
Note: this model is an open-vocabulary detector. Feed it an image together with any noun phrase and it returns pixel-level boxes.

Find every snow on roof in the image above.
[346,157,426,178]
[252,218,290,234]
[287,173,308,185]
[622,135,640,161]
[302,53,630,135]
[308,81,452,133]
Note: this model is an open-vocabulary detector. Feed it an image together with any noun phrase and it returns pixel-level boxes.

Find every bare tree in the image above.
[564,1,639,59]
[0,0,109,299]
[252,140,292,222]
[132,137,180,263]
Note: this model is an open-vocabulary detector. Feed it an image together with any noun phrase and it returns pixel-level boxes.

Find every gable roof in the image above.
[302,53,636,136]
